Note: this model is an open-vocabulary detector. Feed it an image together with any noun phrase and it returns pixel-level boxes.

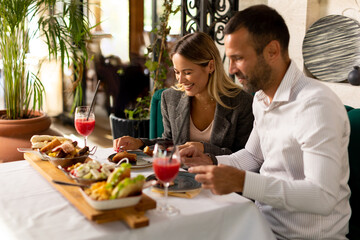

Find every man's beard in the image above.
[236,55,272,94]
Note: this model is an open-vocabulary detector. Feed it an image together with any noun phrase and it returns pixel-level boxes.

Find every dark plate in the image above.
[303,15,360,82]
[108,150,152,169]
[146,171,201,192]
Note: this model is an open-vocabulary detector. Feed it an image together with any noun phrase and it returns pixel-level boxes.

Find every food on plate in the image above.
[32,135,89,159]
[84,181,110,200]
[40,138,62,152]
[83,163,144,201]
[66,160,115,180]
[48,141,79,158]
[112,151,137,163]
[106,163,131,187]
[110,175,145,199]
[143,146,153,157]
[30,135,71,149]
[52,141,76,154]
[84,175,145,201]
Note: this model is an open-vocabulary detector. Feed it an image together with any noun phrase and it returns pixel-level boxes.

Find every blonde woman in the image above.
[114,32,253,156]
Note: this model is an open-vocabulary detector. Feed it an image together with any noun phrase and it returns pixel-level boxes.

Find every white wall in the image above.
[268,0,308,69]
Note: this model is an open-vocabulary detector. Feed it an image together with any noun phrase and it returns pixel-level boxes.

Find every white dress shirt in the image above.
[217,61,351,239]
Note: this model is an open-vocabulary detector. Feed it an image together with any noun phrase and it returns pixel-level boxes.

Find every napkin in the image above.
[151,188,201,199]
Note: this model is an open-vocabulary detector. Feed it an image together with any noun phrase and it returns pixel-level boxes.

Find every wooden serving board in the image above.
[24,152,156,228]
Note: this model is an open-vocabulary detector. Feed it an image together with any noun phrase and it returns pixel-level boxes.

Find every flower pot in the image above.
[0,110,61,163]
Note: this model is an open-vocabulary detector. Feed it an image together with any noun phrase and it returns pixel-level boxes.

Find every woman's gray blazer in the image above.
[142,88,254,155]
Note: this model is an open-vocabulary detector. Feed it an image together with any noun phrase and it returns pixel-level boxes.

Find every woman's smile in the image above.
[183,83,195,91]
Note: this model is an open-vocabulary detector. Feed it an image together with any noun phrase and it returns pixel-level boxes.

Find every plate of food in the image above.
[80,163,145,210]
[24,135,94,168]
[108,149,152,169]
[58,160,116,185]
[146,171,201,193]
[80,188,142,210]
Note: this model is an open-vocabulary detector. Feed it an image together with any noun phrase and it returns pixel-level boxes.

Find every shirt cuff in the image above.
[242,171,266,201]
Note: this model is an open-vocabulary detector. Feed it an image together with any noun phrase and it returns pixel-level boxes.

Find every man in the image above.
[180,5,351,239]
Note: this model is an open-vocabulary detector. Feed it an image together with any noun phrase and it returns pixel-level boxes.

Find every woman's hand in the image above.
[113,136,143,152]
[178,141,204,153]
[179,145,212,167]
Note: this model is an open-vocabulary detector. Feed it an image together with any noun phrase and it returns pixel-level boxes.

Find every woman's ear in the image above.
[208,59,215,73]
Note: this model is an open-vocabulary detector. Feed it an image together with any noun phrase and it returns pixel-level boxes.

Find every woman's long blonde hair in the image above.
[171,32,242,108]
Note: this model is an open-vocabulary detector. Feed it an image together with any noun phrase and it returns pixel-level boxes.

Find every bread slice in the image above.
[40,138,62,153]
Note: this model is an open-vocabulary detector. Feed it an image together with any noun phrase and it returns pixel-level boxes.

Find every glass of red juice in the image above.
[152,143,180,216]
[74,106,95,147]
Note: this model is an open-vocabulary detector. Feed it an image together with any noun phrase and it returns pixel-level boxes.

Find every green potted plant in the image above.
[110,0,179,140]
[124,96,151,120]
[145,0,180,96]
[0,0,92,162]
[110,96,151,139]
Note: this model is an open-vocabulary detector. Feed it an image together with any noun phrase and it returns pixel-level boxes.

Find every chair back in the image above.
[346,107,360,239]
[109,114,149,139]
[149,89,165,139]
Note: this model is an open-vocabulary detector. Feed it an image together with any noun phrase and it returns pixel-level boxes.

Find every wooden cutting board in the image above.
[24,152,156,228]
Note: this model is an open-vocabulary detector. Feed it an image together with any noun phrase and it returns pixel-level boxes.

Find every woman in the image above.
[113,32,253,155]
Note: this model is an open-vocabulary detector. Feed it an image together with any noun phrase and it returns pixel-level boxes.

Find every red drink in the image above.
[75,118,95,136]
[153,158,180,183]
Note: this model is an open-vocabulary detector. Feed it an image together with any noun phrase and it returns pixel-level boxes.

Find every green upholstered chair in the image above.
[346,106,360,239]
[149,89,165,139]
[345,105,354,112]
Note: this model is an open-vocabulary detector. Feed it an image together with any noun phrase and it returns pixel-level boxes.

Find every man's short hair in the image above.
[224,4,290,55]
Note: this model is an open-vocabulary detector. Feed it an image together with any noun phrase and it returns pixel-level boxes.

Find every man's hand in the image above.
[179,145,213,167]
[188,164,245,195]
[178,141,204,153]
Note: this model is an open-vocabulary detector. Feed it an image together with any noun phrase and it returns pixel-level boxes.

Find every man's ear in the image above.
[264,40,281,62]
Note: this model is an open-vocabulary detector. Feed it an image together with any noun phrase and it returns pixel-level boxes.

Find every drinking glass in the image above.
[74,106,95,147]
[152,143,180,216]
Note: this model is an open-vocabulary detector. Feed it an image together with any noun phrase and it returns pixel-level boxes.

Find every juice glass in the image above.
[152,143,180,216]
[74,106,95,147]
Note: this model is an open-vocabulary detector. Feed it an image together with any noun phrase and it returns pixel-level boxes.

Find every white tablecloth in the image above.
[0,148,276,240]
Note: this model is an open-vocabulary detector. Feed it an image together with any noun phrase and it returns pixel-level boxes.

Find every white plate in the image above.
[108,150,153,169]
[80,188,142,210]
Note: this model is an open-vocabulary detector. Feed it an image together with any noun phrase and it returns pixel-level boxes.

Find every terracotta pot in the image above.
[0,110,61,163]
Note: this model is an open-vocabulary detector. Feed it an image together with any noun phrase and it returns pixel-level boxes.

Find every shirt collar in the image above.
[255,60,299,107]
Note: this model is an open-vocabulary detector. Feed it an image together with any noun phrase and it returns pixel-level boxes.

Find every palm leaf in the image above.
[0,0,92,119]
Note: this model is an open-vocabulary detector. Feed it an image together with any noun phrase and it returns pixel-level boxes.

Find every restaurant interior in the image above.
[1,0,360,239]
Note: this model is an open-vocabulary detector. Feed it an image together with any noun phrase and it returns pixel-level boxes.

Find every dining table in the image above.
[0,147,276,240]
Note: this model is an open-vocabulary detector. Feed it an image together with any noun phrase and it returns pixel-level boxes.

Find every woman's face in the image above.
[172,53,213,97]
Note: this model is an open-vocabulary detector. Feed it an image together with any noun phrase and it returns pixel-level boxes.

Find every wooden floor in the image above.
[50,105,113,149]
